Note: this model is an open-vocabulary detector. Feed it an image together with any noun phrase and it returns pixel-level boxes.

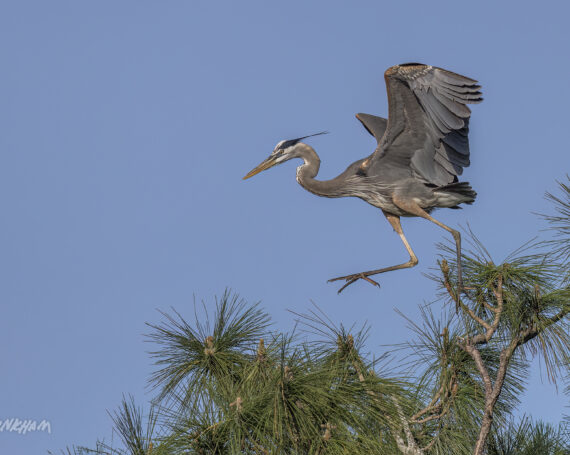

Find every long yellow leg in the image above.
[328,211,419,293]
[391,196,463,295]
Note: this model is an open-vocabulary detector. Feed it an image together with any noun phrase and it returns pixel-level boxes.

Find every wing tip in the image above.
[435,66,480,85]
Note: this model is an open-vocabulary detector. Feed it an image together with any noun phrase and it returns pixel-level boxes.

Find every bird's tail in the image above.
[433,182,477,208]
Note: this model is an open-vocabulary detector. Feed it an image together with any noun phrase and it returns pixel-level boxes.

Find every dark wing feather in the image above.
[369,64,482,186]
[356,113,388,144]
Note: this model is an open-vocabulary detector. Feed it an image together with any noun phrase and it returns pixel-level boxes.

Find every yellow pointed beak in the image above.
[243,156,279,180]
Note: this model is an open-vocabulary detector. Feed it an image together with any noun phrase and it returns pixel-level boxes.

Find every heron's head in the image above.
[243,131,328,180]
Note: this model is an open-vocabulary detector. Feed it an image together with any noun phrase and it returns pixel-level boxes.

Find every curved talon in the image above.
[360,274,380,287]
[327,276,347,283]
[337,277,358,294]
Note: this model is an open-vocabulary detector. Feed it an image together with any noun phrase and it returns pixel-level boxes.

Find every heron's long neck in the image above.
[295,144,345,198]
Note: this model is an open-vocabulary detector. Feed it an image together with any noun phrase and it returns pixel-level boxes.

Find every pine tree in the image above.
[57,178,570,455]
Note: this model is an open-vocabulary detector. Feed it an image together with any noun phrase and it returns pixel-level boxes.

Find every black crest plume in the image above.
[277,131,329,150]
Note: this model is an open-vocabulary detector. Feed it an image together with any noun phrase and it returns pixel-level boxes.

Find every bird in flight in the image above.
[244,63,482,294]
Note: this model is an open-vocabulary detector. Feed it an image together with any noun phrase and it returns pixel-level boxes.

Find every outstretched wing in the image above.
[356,113,387,144]
[366,63,482,186]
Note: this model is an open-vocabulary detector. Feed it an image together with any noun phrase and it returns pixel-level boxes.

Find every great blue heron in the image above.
[244,63,482,293]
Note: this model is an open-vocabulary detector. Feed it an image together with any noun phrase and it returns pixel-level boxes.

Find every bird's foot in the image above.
[328,273,381,294]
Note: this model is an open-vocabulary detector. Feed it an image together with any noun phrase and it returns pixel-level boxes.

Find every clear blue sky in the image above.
[1,1,568,453]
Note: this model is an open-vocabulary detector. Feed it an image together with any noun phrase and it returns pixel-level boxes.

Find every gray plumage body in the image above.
[293,144,476,217]
[244,63,482,293]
